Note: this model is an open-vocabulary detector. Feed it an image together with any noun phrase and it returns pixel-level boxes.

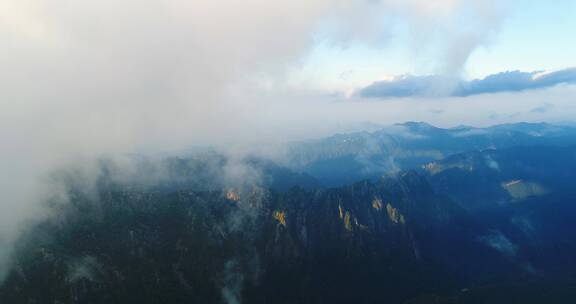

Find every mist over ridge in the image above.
[1,1,576,303]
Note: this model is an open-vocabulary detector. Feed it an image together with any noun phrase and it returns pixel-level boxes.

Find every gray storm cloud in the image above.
[0,0,507,281]
[358,67,576,98]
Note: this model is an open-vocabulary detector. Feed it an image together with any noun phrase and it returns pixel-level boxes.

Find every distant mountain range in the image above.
[2,122,576,303]
[288,121,576,186]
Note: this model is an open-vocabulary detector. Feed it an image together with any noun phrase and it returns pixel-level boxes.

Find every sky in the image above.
[468,0,576,76]
[292,0,576,92]
[0,0,576,282]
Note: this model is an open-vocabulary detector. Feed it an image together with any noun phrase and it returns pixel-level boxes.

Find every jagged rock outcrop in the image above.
[0,171,519,304]
[5,143,576,303]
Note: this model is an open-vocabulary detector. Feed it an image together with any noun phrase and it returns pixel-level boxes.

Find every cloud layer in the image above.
[359,67,576,98]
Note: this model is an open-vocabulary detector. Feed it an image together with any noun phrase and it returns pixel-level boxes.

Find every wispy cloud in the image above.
[358,67,576,98]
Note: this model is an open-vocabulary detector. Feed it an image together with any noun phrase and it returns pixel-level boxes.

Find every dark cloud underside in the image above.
[359,67,576,98]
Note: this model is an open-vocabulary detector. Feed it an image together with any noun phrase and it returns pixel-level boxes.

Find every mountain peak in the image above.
[395,121,435,128]
[394,121,439,131]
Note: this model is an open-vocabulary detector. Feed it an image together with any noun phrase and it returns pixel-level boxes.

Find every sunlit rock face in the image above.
[424,161,474,176]
[502,180,548,200]
[272,211,287,227]
[371,197,383,211]
[226,189,241,201]
[386,203,405,225]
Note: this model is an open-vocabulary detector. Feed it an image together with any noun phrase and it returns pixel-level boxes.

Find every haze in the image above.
[1,0,575,285]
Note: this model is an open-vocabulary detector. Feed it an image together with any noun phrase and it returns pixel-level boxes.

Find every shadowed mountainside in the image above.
[0,171,525,304]
[3,123,576,303]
